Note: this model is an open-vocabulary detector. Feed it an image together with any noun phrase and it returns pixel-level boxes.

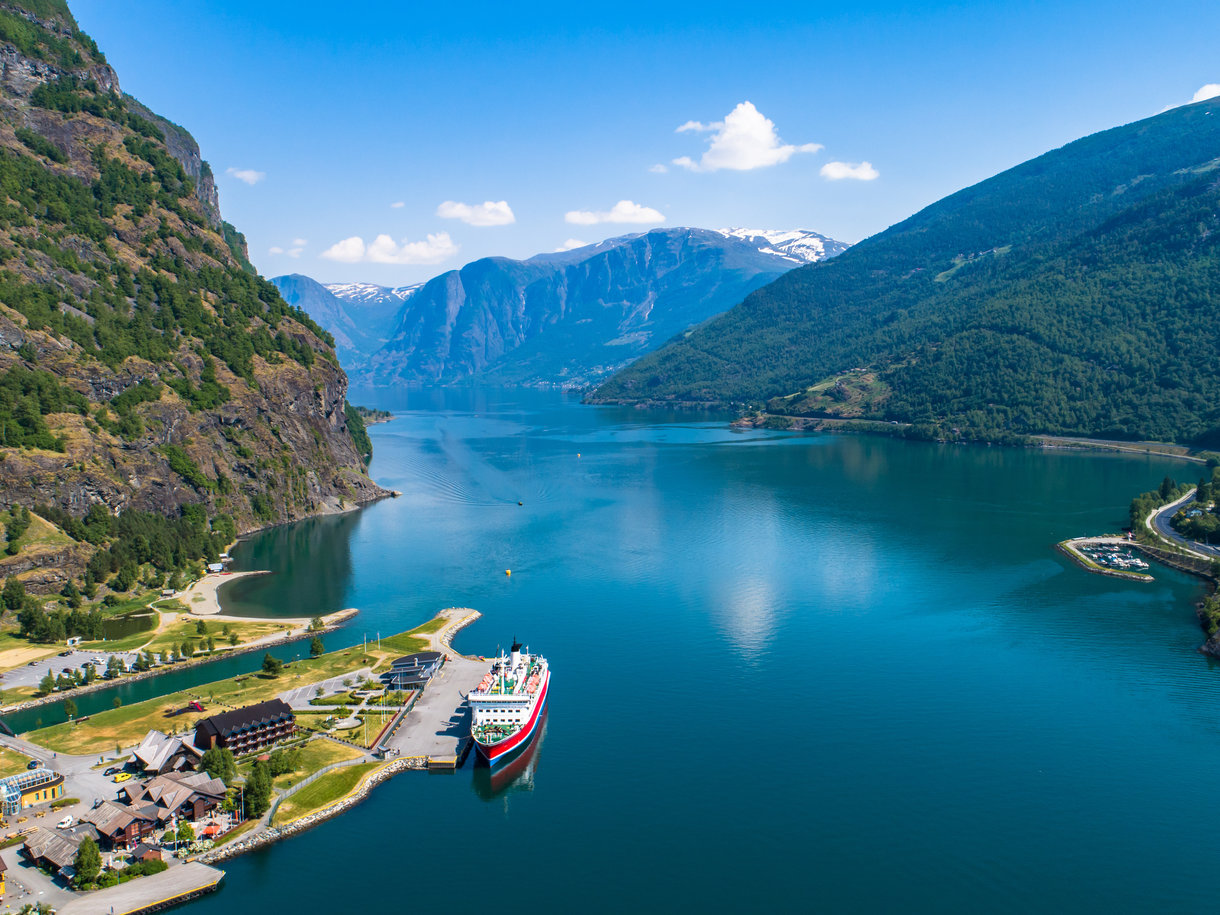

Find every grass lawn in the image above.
[211,818,258,848]
[26,631,427,755]
[0,686,37,707]
[273,738,365,790]
[138,616,291,658]
[0,746,31,777]
[272,761,382,825]
[0,630,61,675]
[331,704,397,749]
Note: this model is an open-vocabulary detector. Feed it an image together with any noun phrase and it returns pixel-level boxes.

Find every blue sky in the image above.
[71,0,1220,285]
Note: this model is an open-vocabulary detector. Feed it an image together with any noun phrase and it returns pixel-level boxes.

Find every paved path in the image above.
[279,668,376,709]
[58,861,224,914]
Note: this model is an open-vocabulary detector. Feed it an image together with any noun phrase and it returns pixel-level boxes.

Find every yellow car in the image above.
[112,772,132,783]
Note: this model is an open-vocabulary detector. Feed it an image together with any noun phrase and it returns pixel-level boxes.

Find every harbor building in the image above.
[0,767,65,814]
[122,771,227,823]
[83,800,158,850]
[382,651,444,690]
[193,698,296,754]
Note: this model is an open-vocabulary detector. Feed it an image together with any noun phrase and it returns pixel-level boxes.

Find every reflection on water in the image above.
[222,510,361,618]
[471,711,548,802]
[180,389,1220,913]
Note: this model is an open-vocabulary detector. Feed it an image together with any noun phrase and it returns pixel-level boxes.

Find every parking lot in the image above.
[0,648,145,690]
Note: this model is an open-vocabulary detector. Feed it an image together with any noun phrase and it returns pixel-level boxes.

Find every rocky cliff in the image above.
[352,227,843,388]
[0,0,386,590]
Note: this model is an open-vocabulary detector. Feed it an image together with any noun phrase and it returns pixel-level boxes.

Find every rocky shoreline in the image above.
[198,756,416,863]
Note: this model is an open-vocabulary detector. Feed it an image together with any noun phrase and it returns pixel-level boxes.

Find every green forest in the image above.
[596,96,1220,445]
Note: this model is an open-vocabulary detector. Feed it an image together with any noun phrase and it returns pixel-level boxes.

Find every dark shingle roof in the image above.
[195,698,294,742]
[391,651,442,669]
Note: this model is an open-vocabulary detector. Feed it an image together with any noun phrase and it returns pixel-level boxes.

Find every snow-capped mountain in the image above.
[715,228,850,264]
[323,281,422,306]
[277,226,849,383]
[355,226,849,387]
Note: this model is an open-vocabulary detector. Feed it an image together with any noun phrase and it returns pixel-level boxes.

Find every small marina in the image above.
[1057,537,1156,580]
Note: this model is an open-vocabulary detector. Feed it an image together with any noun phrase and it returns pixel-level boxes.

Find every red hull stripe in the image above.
[474,669,549,765]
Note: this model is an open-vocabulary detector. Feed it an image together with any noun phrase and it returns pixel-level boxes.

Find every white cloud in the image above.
[820,160,879,181]
[672,101,821,172]
[649,163,668,174]
[565,200,664,225]
[225,167,265,185]
[390,201,405,208]
[270,239,307,258]
[1193,83,1220,102]
[319,237,367,263]
[555,238,588,252]
[436,199,516,226]
[320,232,458,265]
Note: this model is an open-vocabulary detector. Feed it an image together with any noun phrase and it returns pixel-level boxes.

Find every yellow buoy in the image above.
[505,569,512,576]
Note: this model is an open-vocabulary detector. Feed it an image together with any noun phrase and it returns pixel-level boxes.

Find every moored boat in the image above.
[470,639,549,766]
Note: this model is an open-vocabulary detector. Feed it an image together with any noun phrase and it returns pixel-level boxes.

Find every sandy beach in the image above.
[176,570,272,616]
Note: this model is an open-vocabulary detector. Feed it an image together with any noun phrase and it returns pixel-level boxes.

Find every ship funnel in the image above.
[510,636,522,669]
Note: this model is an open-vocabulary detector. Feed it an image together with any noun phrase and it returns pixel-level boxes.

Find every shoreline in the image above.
[178,570,273,617]
[0,608,359,717]
[720,411,1215,465]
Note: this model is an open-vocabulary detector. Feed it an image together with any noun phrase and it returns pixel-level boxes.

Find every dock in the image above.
[380,608,486,767]
[381,653,485,765]
[58,861,224,915]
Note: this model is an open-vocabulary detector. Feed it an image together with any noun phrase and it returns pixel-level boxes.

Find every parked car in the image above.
[112,772,132,783]
[26,760,39,770]
[103,766,120,776]
[56,815,72,829]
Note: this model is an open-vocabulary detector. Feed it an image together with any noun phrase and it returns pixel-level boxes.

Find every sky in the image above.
[70,0,1220,286]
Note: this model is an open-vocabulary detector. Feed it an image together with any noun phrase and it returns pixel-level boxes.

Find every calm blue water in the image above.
[186,388,1218,913]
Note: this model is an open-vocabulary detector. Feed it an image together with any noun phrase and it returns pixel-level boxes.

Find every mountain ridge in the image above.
[277,226,846,387]
[593,98,1220,444]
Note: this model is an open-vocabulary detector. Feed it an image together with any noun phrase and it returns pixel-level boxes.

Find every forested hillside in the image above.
[594,97,1220,444]
[0,0,385,595]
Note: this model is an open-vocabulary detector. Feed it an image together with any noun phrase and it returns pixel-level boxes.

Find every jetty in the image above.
[380,608,485,768]
[57,861,224,914]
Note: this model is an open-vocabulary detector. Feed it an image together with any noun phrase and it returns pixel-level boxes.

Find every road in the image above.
[1148,489,1220,559]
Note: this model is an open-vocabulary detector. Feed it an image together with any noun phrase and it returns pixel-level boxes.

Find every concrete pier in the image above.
[382,653,485,765]
[58,861,224,914]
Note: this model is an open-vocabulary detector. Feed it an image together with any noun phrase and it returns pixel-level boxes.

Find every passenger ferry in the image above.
[469,640,549,766]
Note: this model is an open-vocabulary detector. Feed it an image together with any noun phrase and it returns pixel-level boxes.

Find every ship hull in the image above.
[473,670,549,767]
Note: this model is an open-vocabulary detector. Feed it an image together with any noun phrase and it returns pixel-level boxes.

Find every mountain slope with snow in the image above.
[353,226,849,387]
[715,228,850,264]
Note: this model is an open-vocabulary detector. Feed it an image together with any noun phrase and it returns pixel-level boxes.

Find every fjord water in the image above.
[195,390,1218,913]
